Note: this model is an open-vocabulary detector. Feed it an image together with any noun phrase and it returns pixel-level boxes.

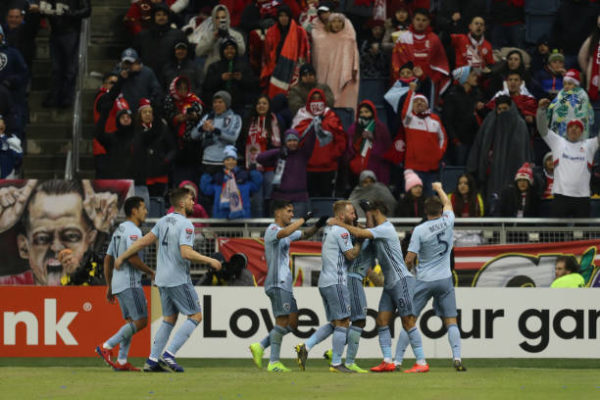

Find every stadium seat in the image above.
[358,78,388,107]
[441,166,465,193]
[310,197,343,216]
[332,107,354,131]
[149,196,166,218]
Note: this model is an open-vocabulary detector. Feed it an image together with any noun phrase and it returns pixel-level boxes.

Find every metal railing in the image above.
[124,218,600,277]
[66,18,90,179]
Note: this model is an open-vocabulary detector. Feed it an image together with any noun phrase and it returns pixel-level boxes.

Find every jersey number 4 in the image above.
[162,228,169,246]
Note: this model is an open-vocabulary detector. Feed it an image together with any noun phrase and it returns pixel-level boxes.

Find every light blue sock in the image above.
[118,336,132,363]
[305,323,334,351]
[378,326,392,362]
[166,318,199,356]
[447,324,461,360]
[269,325,287,363]
[331,327,347,366]
[259,335,270,349]
[345,326,362,365]
[407,327,426,364]
[105,321,136,349]
[149,321,174,361]
[394,329,409,365]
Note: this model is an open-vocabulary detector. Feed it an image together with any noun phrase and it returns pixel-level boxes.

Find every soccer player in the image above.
[394,182,466,371]
[295,201,362,373]
[330,200,429,373]
[114,188,222,372]
[249,200,324,372]
[96,196,154,371]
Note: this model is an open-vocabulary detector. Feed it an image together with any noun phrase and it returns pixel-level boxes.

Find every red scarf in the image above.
[590,42,600,101]
[245,114,281,170]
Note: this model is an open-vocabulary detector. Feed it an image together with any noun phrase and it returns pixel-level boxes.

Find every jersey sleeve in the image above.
[336,228,354,253]
[106,235,116,257]
[151,221,161,239]
[542,129,562,151]
[368,223,389,240]
[443,210,455,225]
[289,230,303,242]
[178,220,195,247]
[586,136,600,155]
[407,227,422,255]
[126,226,143,258]
[264,225,280,244]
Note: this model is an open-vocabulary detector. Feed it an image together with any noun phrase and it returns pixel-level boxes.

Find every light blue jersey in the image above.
[348,239,374,279]
[263,223,302,293]
[107,221,144,295]
[408,211,454,282]
[318,225,353,288]
[151,212,195,287]
[368,221,411,290]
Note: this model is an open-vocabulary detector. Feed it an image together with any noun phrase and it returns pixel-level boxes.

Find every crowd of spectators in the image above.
[7,0,600,219]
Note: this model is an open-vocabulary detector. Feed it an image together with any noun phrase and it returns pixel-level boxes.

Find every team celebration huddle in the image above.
[95,183,465,374]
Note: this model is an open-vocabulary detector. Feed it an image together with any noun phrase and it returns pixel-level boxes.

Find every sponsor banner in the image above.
[0,179,134,286]
[0,286,150,357]
[218,238,600,287]
[155,287,600,359]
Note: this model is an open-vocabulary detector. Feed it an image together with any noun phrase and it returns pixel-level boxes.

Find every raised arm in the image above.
[330,219,374,239]
[536,98,550,137]
[180,245,222,271]
[114,232,157,270]
[432,182,452,212]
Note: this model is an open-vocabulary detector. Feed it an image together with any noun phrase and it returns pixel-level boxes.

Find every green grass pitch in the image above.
[2,358,599,399]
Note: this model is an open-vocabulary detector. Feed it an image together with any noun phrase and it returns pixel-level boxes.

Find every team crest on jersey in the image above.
[186,228,193,234]
[129,235,138,241]
[341,233,349,239]
[283,302,291,312]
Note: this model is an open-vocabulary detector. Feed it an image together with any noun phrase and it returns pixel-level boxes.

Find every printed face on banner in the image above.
[0,179,133,286]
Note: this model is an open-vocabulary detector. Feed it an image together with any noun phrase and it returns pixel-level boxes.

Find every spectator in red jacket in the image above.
[486,70,537,124]
[401,86,448,196]
[291,88,346,197]
[124,0,162,36]
[450,16,494,70]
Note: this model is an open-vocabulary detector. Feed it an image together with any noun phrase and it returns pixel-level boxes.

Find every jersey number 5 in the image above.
[436,232,449,256]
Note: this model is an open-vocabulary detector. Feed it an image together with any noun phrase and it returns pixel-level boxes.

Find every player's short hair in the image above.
[333,200,352,216]
[506,70,523,80]
[169,187,191,207]
[124,196,145,217]
[371,200,388,216]
[424,196,443,217]
[413,8,430,19]
[271,199,293,215]
[21,180,92,234]
[556,255,579,273]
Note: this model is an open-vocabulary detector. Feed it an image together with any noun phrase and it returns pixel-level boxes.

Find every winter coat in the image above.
[114,65,163,116]
[0,44,28,91]
[200,167,262,218]
[348,182,397,219]
[195,5,246,73]
[442,84,484,146]
[395,194,425,218]
[161,41,204,93]
[496,185,539,217]
[132,120,177,185]
[192,108,242,165]
[0,133,22,179]
[288,81,335,116]
[3,9,41,68]
[204,56,258,112]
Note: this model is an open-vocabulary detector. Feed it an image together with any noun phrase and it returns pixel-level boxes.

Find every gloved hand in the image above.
[302,211,314,221]
[315,216,328,229]
[359,199,373,212]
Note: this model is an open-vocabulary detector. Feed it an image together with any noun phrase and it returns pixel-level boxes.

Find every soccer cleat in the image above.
[323,349,332,361]
[370,361,396,372]
[95,346,115,367]
[404,363,430,373]
[249,343,264,369]
[394,364,403,372]
[143,359,168,372]
[345,363,369,373]
[267,361,291,372]
[329,364,356,373]
[113,362,140,372]
[160,352,185,372]
[295,344,308,371]
[453,359,467,372]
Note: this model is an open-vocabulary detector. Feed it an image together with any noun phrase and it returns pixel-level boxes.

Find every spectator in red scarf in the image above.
[291,88,346,197]
[240,95,282,216]
[347,100,391,185]
[163,75,204,185]
[448,173,484,217]
[450,16,494,70]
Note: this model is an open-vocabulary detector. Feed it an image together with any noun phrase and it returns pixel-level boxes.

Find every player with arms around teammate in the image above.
[295,201,362,373]
[249,200,325,372]
[96,196,154,371]
[395,182,466,371]
[330,200,429,373]
[115,188,222,372]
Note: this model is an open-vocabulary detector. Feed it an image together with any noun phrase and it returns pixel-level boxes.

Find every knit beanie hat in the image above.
[138,98,152,112]
[404,169,423,192]
[563,69,581,86]
[359,170,377,184]
[223,145,238,160]
[548,49,564,63]
[452,66,472,85]
[284,129,300,142]
[214,90,232,108]
[514,162,533,184]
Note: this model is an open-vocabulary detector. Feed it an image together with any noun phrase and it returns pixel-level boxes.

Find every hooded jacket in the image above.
[95,99,136,179]
[161,40,203,93]
[0,31,28,91]
[196,5,246,73]
[442,83,484,145]
[347,100,392,184]
[291,88,346,173]
[132,116,177,185]
[133,3,187,77]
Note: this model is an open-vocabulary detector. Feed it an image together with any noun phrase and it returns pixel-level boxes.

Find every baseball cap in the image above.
[121,48,139,63]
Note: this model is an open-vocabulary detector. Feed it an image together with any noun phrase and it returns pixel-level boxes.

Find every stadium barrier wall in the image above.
[0,286,151,357]
[154,287,600,359]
